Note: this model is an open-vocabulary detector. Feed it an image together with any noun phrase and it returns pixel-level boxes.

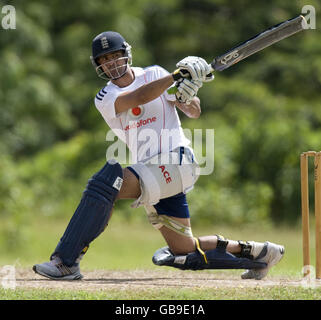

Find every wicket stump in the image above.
[301,151,321,279]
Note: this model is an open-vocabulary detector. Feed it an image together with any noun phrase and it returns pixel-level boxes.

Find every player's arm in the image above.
[171,97,201,119]
[115,56,213,115]
[114,74,174,115]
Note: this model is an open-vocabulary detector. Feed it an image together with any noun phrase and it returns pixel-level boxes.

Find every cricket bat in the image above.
[169,15,307,93]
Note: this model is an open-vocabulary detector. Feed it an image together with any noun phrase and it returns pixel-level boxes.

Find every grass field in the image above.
[1,284,321,300]
[0,215,320,300]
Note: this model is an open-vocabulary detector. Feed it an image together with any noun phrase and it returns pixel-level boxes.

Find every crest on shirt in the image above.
[129,106,145,119]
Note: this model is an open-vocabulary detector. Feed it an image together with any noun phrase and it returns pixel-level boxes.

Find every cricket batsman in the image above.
[33,31,284,280]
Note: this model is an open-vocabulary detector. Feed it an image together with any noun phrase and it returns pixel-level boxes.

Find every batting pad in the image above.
[52,160,123,267]
[152,246,267,270]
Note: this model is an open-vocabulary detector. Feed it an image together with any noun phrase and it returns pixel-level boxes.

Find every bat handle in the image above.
[171,68,190,81]
[167,69,190,95]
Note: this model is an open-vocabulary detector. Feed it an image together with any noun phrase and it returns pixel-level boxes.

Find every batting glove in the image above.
[176,56,214,82]
[175,79,203,104]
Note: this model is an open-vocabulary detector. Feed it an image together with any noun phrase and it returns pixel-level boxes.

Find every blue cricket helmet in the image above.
[90,31,132,80]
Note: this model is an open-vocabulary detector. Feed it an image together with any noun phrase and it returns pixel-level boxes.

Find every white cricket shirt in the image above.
[94,65,190,162]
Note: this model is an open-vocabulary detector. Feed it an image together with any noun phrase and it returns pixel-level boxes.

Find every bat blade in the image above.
[211,15,307,72]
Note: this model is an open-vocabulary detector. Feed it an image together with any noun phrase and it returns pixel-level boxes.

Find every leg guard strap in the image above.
[237,240,254,259]
[194,237,208,264]
[145,205,193,238]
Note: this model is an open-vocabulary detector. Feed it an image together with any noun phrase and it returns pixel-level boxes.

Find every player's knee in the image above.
[116,167,141,200]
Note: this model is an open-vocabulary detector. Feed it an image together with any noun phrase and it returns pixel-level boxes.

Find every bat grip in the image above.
[168,65,214,94]
[171,69,190,81]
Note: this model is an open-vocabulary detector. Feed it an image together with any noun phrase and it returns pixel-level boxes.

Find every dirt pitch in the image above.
[13,268,317,292]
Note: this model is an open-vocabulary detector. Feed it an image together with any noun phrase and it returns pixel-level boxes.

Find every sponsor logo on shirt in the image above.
[124,117,157,131]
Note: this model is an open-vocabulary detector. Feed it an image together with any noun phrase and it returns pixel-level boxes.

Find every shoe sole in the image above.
[33,265,83,281]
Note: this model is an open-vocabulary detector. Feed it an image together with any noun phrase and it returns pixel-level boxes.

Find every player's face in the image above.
[97,50,128,80]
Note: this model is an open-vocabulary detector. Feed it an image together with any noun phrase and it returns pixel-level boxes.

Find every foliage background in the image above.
[0,0,320,251]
